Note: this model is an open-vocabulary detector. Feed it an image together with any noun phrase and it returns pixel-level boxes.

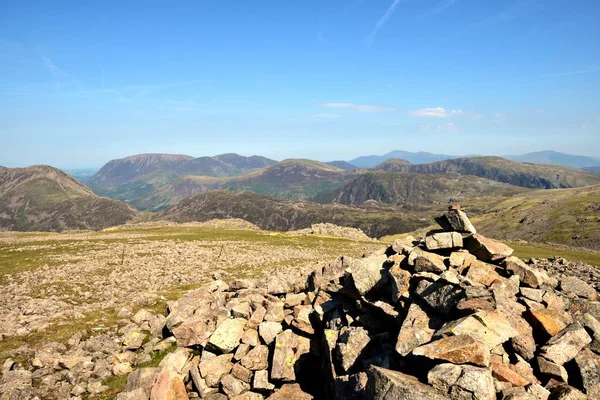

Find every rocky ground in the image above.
[0,220,381,399]
[96,209,600,400]
[1,215,599,399]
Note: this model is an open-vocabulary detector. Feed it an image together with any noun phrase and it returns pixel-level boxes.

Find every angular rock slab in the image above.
[435,310,518,349]
[428,363,495,400]
[150,370,188,400]
[464,234,514,262]
[208,318,247,354]
[336,327,371,373]
[425,231,463,251]
[408,248,447,274]
[414,279,464,316]
[435,209,477,234]
[271,330,310,382]
[344,255,389,297]
[365,366,448,400]
[265,383,313,400]
[395,302,437,357]
[541,322,592,365]
[412,334,490,367]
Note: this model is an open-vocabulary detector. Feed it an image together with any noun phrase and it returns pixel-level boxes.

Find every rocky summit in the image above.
[2,209,600,400]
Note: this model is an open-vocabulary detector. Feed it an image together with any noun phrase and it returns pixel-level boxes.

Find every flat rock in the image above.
[464,260,504,286]
[464,234,514,262]
[336,327,371,373]
[253,369,275,391]
[428,363,495,400]
[425,231,463,250]
[266,383,313,400]
[541,322,591,365]
[388,263,411,303]
[560,276,599,300]
[271,330,310,381]
[344,255,389,297]
[149,370,188,400]
[240,345,269,371]
[435,209,477,234]
[573,348,600,398]
[221,374,250,398]
[408,248,447,274]
[435,310,518,349]
[414,279,464,316]
[258,321,282,345]
[395,301,437,356]
[365,365,448,400]
[208,318,247,354]
[502,257,545,288]
[492,363,529,387]
[413,334,490,367]
[527,309,573,338]
[200,354,234,387]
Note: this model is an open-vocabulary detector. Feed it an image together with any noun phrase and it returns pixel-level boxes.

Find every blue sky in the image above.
[1,0,599,168]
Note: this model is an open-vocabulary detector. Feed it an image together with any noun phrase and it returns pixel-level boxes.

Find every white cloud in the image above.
[309,113,341,119]
[410,107,464,118]
[321,102,396,113]
[420,122,458,134]
[366,0,405,46]
[493,112,509,124]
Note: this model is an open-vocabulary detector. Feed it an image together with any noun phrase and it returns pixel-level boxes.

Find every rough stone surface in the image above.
[366,366,448,400]
[435,209,477,234]
[541,322,592,365]
[412,334,491,367]
[208,318,247,354]
[464,234,514,262]
[425,231,463,250]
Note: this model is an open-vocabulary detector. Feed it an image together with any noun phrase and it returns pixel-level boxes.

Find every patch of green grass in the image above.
[510,242,600,267]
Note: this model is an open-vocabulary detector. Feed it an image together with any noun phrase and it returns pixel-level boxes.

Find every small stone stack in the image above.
[110,208,600,399]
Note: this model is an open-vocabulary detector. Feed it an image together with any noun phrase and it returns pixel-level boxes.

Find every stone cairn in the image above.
[115,207,600,400]
[6,208,599,399]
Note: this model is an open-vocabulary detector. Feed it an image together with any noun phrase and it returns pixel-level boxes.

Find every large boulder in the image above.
[208,318,247,354]
[365,366,448,400]
[463,234,514,262]
[434,209,477,234]
[412,334,491,367]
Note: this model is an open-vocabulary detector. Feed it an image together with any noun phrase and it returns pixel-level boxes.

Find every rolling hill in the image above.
[156,190,429,237]
[349,150,457,168]
[325,160,358,171]
[471,184,600,251]
[322,171,527,206]
[582,166,600,174]
[506,150,600,168]
[87,153,277,207]
[0,165,138,231]
[404,156,600,188]
[140,159,359,210]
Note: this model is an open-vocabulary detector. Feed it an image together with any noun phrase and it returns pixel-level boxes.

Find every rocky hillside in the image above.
[141,160,359,211]
[371,158,412,172]
[326,161,358,171]
[470,184,600,251]
[87,153,277,206]
[582,166,600,174]
[156,191,429,238]
[507,150,600,168]
[98,208,598,399]
[323,172,526,206]
[0,165,138,231]
[408,156,600,189]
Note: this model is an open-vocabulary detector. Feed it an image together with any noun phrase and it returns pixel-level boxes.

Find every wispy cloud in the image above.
[541,66,600,78]
[420,122,458,134]
[493,112,509,124]
[366,0,405,46]
[310,113,341,119]
[410,107,463,118]
[431,0,460,14]
[42,56,79,90]
[321,102,396,113]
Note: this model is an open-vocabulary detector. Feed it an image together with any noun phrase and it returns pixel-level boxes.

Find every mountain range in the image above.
[3,149,600,247]
[348,149,600,169]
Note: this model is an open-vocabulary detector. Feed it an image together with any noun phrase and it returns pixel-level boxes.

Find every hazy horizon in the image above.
[2,1,599,168]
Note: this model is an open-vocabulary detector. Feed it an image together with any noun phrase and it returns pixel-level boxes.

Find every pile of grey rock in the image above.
[112,207,600,399]
[3,207,600,399]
